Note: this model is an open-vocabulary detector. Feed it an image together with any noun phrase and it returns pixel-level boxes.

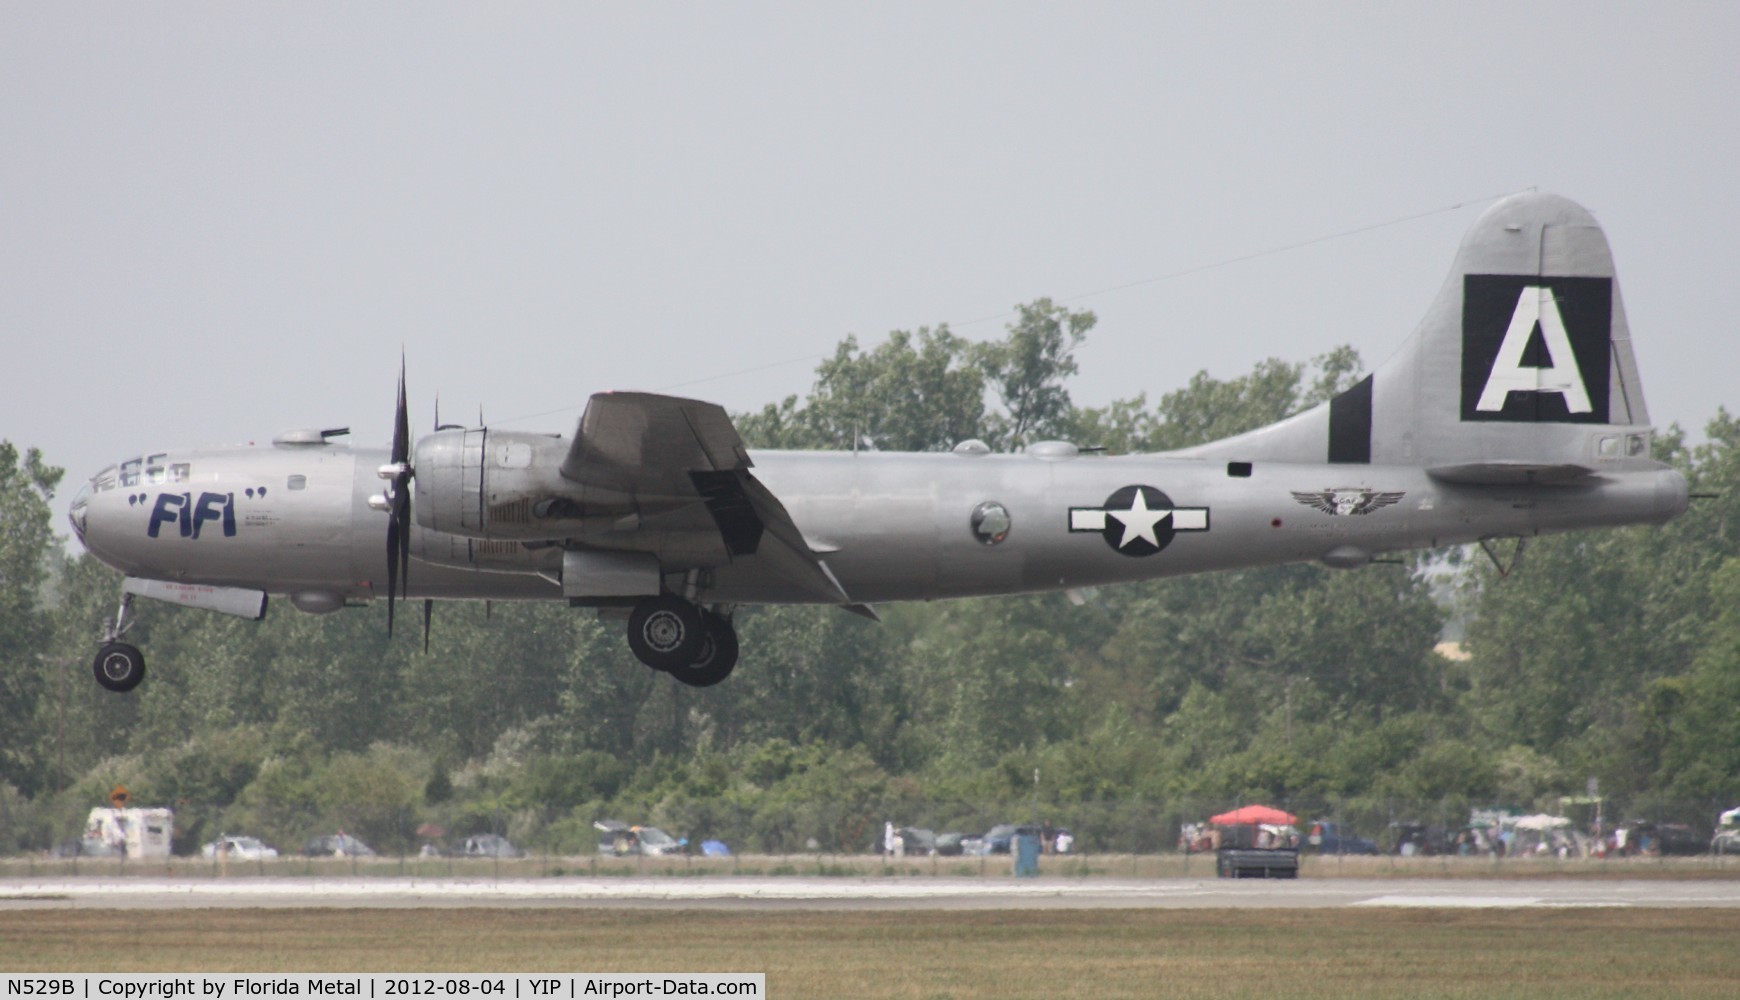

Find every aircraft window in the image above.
[169,463,190,483]
[92,465,118,492]
[118,458,142,488]
[1627,434,1648,458]
[970,501,1012,546]
[287,475,307,490]
[1598,436,1619,458]
[144,453,169,484]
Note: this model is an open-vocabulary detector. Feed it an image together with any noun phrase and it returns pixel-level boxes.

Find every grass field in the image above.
[0,908,1735,999]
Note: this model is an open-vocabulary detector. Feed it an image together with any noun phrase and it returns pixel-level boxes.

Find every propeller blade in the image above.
[422,599,433,654]
[392,358,410,465]
[385,355,414,637]
[397,494,411,603]
[385,515,399,637]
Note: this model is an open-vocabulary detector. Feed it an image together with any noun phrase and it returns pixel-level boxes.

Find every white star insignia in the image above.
[1107,489,1170,549]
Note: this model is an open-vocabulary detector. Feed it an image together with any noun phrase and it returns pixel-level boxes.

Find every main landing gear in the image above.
[93,592,146,693]
[626,595,738,688]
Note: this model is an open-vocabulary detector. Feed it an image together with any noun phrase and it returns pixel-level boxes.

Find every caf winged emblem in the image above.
[1290,488,1406,517]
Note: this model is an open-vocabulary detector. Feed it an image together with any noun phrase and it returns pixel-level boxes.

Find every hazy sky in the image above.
[5,3,1737,540]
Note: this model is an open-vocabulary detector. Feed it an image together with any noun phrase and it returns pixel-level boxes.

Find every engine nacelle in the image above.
[411,525,560,574]
[414,429,599,540]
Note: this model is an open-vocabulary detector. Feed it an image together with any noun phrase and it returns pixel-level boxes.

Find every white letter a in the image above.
[1476,286,1593,413]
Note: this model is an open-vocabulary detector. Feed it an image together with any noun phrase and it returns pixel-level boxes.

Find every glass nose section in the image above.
[67,480,93,542]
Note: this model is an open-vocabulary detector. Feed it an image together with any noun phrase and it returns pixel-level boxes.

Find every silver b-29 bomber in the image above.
[68,193,1687,691]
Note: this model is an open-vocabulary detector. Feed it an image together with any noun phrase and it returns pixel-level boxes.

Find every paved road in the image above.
[3,876,1738,910]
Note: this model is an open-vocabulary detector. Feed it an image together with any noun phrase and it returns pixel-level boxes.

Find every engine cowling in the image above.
[414,429,594,540]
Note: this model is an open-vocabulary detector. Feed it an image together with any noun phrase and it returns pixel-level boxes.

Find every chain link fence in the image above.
[3,791,1736,878]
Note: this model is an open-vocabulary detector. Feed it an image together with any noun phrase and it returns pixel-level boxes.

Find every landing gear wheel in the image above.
[93,642,146,693]
[670,611,739,688]
[627,595,705,671]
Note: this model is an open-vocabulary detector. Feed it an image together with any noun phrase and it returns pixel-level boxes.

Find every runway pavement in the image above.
[3,876,1739,910]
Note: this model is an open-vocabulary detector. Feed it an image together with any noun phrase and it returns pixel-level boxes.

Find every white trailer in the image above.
[83,807,174,858]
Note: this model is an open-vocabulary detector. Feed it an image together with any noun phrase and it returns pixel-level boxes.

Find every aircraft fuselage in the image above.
[73,441,1688,609]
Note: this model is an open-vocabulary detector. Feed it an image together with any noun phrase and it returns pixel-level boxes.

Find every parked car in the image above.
[1650,823,1707,856]
[1390,823,1451,856]
[301,833,375,857]
[979,824,1018,854]
[895,827,937,856]
[595,819,688,856]
[1713,808,1740,855]
[52,837,120,858]
[201,835,279,860]
[462,834,521,858]
[1305,821,1380,855]
[1614,821,1706,857]
[933,832,967,856]
[633,826,687,856]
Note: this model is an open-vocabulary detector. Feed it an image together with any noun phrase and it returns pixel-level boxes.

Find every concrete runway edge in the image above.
[4,876,1740,910]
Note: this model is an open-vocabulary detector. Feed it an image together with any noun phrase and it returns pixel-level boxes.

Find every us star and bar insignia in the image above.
[1069,485,1209,557]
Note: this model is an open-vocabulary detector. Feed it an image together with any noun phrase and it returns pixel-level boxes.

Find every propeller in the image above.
[372,359,415,636]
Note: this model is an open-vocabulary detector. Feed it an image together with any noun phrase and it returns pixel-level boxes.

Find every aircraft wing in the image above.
[560,392,851,604]
[561,391,751,495]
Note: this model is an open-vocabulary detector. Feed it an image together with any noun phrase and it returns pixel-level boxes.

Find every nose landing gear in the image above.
[94,642,146,693]
[626,597,739,687]
[93,592,146,693]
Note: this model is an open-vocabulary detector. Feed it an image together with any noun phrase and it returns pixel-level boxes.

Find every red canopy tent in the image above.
[1210,805,1297,826]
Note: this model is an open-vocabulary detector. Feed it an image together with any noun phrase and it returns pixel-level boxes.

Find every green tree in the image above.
[0,443,63,794]
[736,327,985,452]
[1656,558,1740,799]
[1068,347,1362,453]
[974,299,1095,450]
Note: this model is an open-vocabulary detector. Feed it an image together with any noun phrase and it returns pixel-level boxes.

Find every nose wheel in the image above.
[90,590,146,693]
[93,642,146,693]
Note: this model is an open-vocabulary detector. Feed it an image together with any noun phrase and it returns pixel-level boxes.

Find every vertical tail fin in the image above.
[1181,192,1656,479]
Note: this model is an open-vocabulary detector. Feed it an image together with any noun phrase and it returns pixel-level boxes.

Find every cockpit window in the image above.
[91,465,118,493]
[118,458,142,488]
[170,463,190,483]
[145,453,169,484]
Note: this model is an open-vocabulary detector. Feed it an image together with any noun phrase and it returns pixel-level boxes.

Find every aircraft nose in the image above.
[67,479,93,544]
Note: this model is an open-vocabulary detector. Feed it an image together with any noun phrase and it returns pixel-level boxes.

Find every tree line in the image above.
[2,299,1737,855]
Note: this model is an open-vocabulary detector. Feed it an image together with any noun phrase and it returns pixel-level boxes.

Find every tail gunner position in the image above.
[67,193,1688,692]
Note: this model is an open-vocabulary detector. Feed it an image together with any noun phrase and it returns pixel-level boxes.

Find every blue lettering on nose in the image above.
[147,493,190,538]
[146,490,246,539]
[190,492,236,539]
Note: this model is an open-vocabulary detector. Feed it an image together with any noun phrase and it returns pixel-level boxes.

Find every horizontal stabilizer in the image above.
[1427,462,1594,486]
